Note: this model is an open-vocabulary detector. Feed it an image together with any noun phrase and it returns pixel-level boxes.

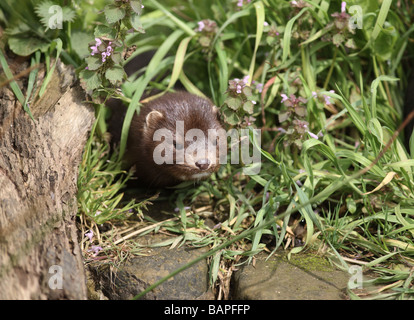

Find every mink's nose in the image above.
[196,159,210,170]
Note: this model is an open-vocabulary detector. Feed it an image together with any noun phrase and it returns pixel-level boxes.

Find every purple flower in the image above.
[341,1,346,13]
[323,90,335,105]
[242,75,250,84]
[237,0,251,7]
[106,45,113,56]
[281,94,288,102]
[88,245,102,256]
[290,0,309,8]
[85,230,93,242]
[308,131,319,139]
[90,38,101,56]
[244,116,256,126]
[197,20,205,32]
[89,38,116,63]
[90,46,99,56]
[174,206,191,212]
[196,19,218,33]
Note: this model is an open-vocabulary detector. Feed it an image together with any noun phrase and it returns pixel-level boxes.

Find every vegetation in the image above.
[1,0,414,300]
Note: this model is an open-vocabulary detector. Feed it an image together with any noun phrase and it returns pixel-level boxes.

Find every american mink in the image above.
[108,50,224,187]
[123,91,224,187]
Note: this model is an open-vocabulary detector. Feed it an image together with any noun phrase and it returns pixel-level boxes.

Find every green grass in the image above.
[119,0,414,299]
[2,0,414,300]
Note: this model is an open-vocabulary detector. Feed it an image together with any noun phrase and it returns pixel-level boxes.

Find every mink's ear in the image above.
[211,105,222,122]
[145,110,164,129]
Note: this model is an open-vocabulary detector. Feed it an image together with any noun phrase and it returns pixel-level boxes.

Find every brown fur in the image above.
[124,91,224,187]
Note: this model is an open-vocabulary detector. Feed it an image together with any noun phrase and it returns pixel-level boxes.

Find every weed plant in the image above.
[1,0,414,300]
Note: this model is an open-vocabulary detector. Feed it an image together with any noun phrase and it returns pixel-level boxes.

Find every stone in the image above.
[88,233,213,300]
[231,251,349,300]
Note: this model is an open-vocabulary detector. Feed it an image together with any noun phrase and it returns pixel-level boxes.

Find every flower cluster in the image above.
[236,0,251,7]
[90,38,114,63]
[222,76,261,127]
[324,2,357,48]
[312,90,335,105]
[290,0,310,9]
[289,0,313,41]
[84,230,103,257]
[228,76,251,95]
[79,0,145,93]
[228,75,263,95]
[331,2,351,30]
[278,93,318,148]
[195,19,218,51]
[264,21,281,47]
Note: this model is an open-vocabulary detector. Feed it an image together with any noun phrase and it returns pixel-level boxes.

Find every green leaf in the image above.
[210,251,222,285]
[372,26,397,61]
[371,0,392,41]
[7,23,49,56]
[368,118,383,144]
[104,4,126,24]
[85,55,103,71]
[214,41,228,105]
[8,34,50,56]
[199,36,211,47]
[225,97,242,110]
[242,86,253,97]
[23,51,41,121]
[346,197,357,214]
[130,0,143,14]
[247,1,265,85]
[105,66,125,85]
[35,1,76,28]
[94,25,117,39]
[61,7,76,22]
[370,75,399,118]
[79,69,102,91]
[222,107,240,125]
[39,38,63,98]
[0,48,33,120]
[150,0,196,36]
[278,111,289,123]
[282,7,308,63]
[332,33,345,46]
[111,52,122,64]
[167,36,192,91]
[243,100,254,114]
[130,13,145,33]
[71,31,94,58]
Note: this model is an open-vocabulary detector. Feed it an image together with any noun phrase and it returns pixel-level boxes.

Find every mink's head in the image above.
[136,91,226,186]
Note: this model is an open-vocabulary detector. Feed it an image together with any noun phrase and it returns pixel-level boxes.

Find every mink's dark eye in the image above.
[173,140,184,150]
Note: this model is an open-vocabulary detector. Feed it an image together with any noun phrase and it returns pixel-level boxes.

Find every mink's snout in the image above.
[195,159,210,170]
